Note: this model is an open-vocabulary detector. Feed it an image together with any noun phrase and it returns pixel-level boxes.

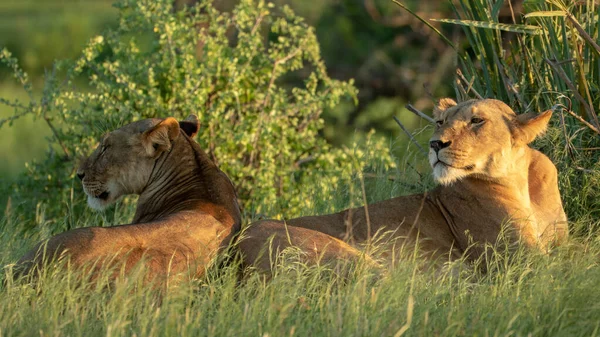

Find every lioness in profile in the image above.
[247,98,568,262]
[15,115,243,282]
[15,115,368,282]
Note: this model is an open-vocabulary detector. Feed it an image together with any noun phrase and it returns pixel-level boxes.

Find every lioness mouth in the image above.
[435,160,475,171]
[97,191,109,200]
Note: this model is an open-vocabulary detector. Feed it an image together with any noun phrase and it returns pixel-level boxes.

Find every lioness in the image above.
[249,98,568,262]
[15,115,243,282]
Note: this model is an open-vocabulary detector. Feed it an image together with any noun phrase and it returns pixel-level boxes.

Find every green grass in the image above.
[1,141,599,337]
[1,186,600,336]
[1,0,600,335]
[4,247,600,337]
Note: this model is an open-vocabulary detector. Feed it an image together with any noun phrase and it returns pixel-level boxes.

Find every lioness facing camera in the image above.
[248,98,568,262]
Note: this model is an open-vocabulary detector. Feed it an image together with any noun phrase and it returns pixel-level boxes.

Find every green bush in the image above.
[0,0,394,230]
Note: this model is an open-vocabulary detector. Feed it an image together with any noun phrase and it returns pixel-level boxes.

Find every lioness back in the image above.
[16,115,242,284]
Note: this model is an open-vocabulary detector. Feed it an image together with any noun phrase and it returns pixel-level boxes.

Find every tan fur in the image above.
[15,116,242,284]
[250,99,568,262]
[238,221,378,274]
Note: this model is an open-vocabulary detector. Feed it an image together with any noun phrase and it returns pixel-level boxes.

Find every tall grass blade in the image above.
[391,0,457,50]
[524,11,566,18]
[433,19,543,35]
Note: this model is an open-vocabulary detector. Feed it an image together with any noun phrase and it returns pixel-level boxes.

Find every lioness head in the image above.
[429,98,552,185]
[76,115,200,210]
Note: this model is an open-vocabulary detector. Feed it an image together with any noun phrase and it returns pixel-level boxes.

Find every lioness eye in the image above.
[470,117,484,124]
[435,120,443,127]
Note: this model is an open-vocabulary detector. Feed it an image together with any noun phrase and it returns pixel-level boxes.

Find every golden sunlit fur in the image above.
[15,115,242,284]
[238,221,378,274]
[251,98,568,262]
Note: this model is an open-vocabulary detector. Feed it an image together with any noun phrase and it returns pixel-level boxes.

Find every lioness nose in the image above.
[429,140,451,153]
[76,172,85,181]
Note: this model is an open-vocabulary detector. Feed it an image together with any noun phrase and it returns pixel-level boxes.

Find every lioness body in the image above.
[16,116,241,282]
[250,99,568,262]
[18,210,233,280]
[286,148,567,260]
[238,221,376,272]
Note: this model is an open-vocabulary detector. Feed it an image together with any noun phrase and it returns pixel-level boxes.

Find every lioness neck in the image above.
[133,134,241,229]
[435,146,541,253]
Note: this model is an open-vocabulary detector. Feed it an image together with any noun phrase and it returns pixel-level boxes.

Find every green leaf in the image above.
[524,11,566,19]
[432,19,543,35]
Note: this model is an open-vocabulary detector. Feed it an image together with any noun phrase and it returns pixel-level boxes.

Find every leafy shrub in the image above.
[0,0,394,230]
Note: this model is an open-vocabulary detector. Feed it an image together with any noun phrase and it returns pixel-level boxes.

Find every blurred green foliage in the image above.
[0,83,50,178]
[0,0,118,183]
[0,0,459,182]
[0,0,117,78]
[0,0,395,229]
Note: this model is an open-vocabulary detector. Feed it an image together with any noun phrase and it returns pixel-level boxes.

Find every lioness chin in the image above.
[246,98,568,263]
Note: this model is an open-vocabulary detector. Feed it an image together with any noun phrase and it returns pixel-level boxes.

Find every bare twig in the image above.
[405,103,435,124]
[565,108,600,135]
[250,12,265,35]
[456,69,483,99]
[43,115,71,160]
[363,172,397,181]
[294,156,315,168]
[545,58,599,130]
[455,77,468,101]
[405,192,427,241]
[249,49,302,165]
[358,172,372,249]
[558,110,577,160]
[393,116,427,156]
[565,11,600,56]
[0,104,30,128]
[262,49,301,108]
[392,0,457,50]
[575,166,595,174]
[362,173,423,190]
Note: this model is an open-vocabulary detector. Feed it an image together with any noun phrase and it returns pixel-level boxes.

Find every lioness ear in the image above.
[179,114,200,138]
[512,110,552,145]
[433,98,457,119]
[142,117,180,156]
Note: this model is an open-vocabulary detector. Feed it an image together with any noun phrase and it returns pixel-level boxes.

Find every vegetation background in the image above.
[1,0,600,336]
[0,0,459,182]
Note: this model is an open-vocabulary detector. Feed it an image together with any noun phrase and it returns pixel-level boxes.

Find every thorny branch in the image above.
[393,116,427,156]
[456,69,483,99]
[405,103,435,124]
[262,49,301,108]
[545,58,600,132]
[249,49,302,166]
